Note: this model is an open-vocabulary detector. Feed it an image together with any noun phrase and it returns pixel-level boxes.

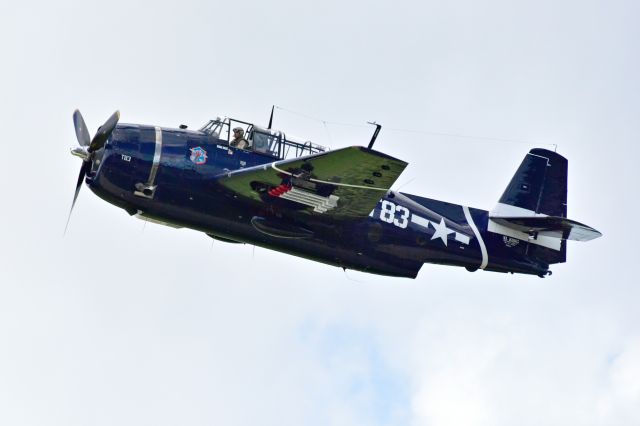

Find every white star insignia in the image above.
[431,217,455,246]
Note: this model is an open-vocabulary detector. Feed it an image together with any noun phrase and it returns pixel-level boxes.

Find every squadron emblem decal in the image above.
[189,147,208,165]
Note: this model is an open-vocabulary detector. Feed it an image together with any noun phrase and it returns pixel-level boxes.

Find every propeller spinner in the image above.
[65,109,120,234]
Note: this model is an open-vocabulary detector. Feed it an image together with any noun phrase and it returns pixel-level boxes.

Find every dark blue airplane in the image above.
[68,110,601,278]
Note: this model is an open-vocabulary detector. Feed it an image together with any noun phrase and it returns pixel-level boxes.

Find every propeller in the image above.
[65,109,120,234]
[89,110,120,152]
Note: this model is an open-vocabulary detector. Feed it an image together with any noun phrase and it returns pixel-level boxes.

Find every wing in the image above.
[217,146,408,218]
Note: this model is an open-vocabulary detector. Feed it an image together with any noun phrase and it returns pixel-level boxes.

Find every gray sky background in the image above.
[1,1,639,425]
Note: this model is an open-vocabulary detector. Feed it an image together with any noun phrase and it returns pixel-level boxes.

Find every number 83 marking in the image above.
[379,200,410,229]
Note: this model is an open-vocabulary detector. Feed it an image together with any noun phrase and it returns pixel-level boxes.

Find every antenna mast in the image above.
[367,121,382,149]
[268,105,275,129]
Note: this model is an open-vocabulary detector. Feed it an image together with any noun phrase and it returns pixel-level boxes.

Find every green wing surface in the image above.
[218,146,408,218]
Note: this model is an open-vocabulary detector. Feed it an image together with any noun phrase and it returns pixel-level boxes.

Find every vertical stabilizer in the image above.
[493,148,567,217]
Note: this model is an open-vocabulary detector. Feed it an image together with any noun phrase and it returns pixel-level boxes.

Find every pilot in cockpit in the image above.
[230,127,250,150]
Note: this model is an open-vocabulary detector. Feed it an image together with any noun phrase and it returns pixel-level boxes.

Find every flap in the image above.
[217,146,407,218]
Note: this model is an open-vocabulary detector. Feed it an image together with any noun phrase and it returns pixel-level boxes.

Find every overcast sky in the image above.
[1,1,639,425]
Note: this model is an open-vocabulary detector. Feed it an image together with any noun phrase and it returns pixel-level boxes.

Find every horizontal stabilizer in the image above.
[490,216,602,241]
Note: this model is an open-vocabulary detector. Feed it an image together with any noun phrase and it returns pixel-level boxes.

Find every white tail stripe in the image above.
[463,206,488,269]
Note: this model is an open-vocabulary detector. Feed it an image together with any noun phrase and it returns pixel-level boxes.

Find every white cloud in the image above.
[596,339,640,425]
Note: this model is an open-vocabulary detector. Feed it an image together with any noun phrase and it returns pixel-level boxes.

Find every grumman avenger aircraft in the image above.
[68,109,601,278]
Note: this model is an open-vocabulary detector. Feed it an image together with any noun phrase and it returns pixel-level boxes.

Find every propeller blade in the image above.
[73,109,91,147]
[64,160,91,235]
[89,110,120,152]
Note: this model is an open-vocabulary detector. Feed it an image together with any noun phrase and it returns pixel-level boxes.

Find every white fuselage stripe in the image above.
[455,233,470,245]
[410,214,430,228]
[463,206,488,269]
[147,126,163,185]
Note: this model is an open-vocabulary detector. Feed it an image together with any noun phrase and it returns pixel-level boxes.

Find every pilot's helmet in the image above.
[232,127,244,137]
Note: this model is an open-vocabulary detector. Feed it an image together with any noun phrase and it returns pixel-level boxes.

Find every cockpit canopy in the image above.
[200,117,327,160]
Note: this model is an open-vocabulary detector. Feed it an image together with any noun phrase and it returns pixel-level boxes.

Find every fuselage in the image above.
[86,124,551,278]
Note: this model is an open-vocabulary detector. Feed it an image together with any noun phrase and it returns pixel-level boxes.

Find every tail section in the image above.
[493,148,567,217]
[489,149,601,266]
